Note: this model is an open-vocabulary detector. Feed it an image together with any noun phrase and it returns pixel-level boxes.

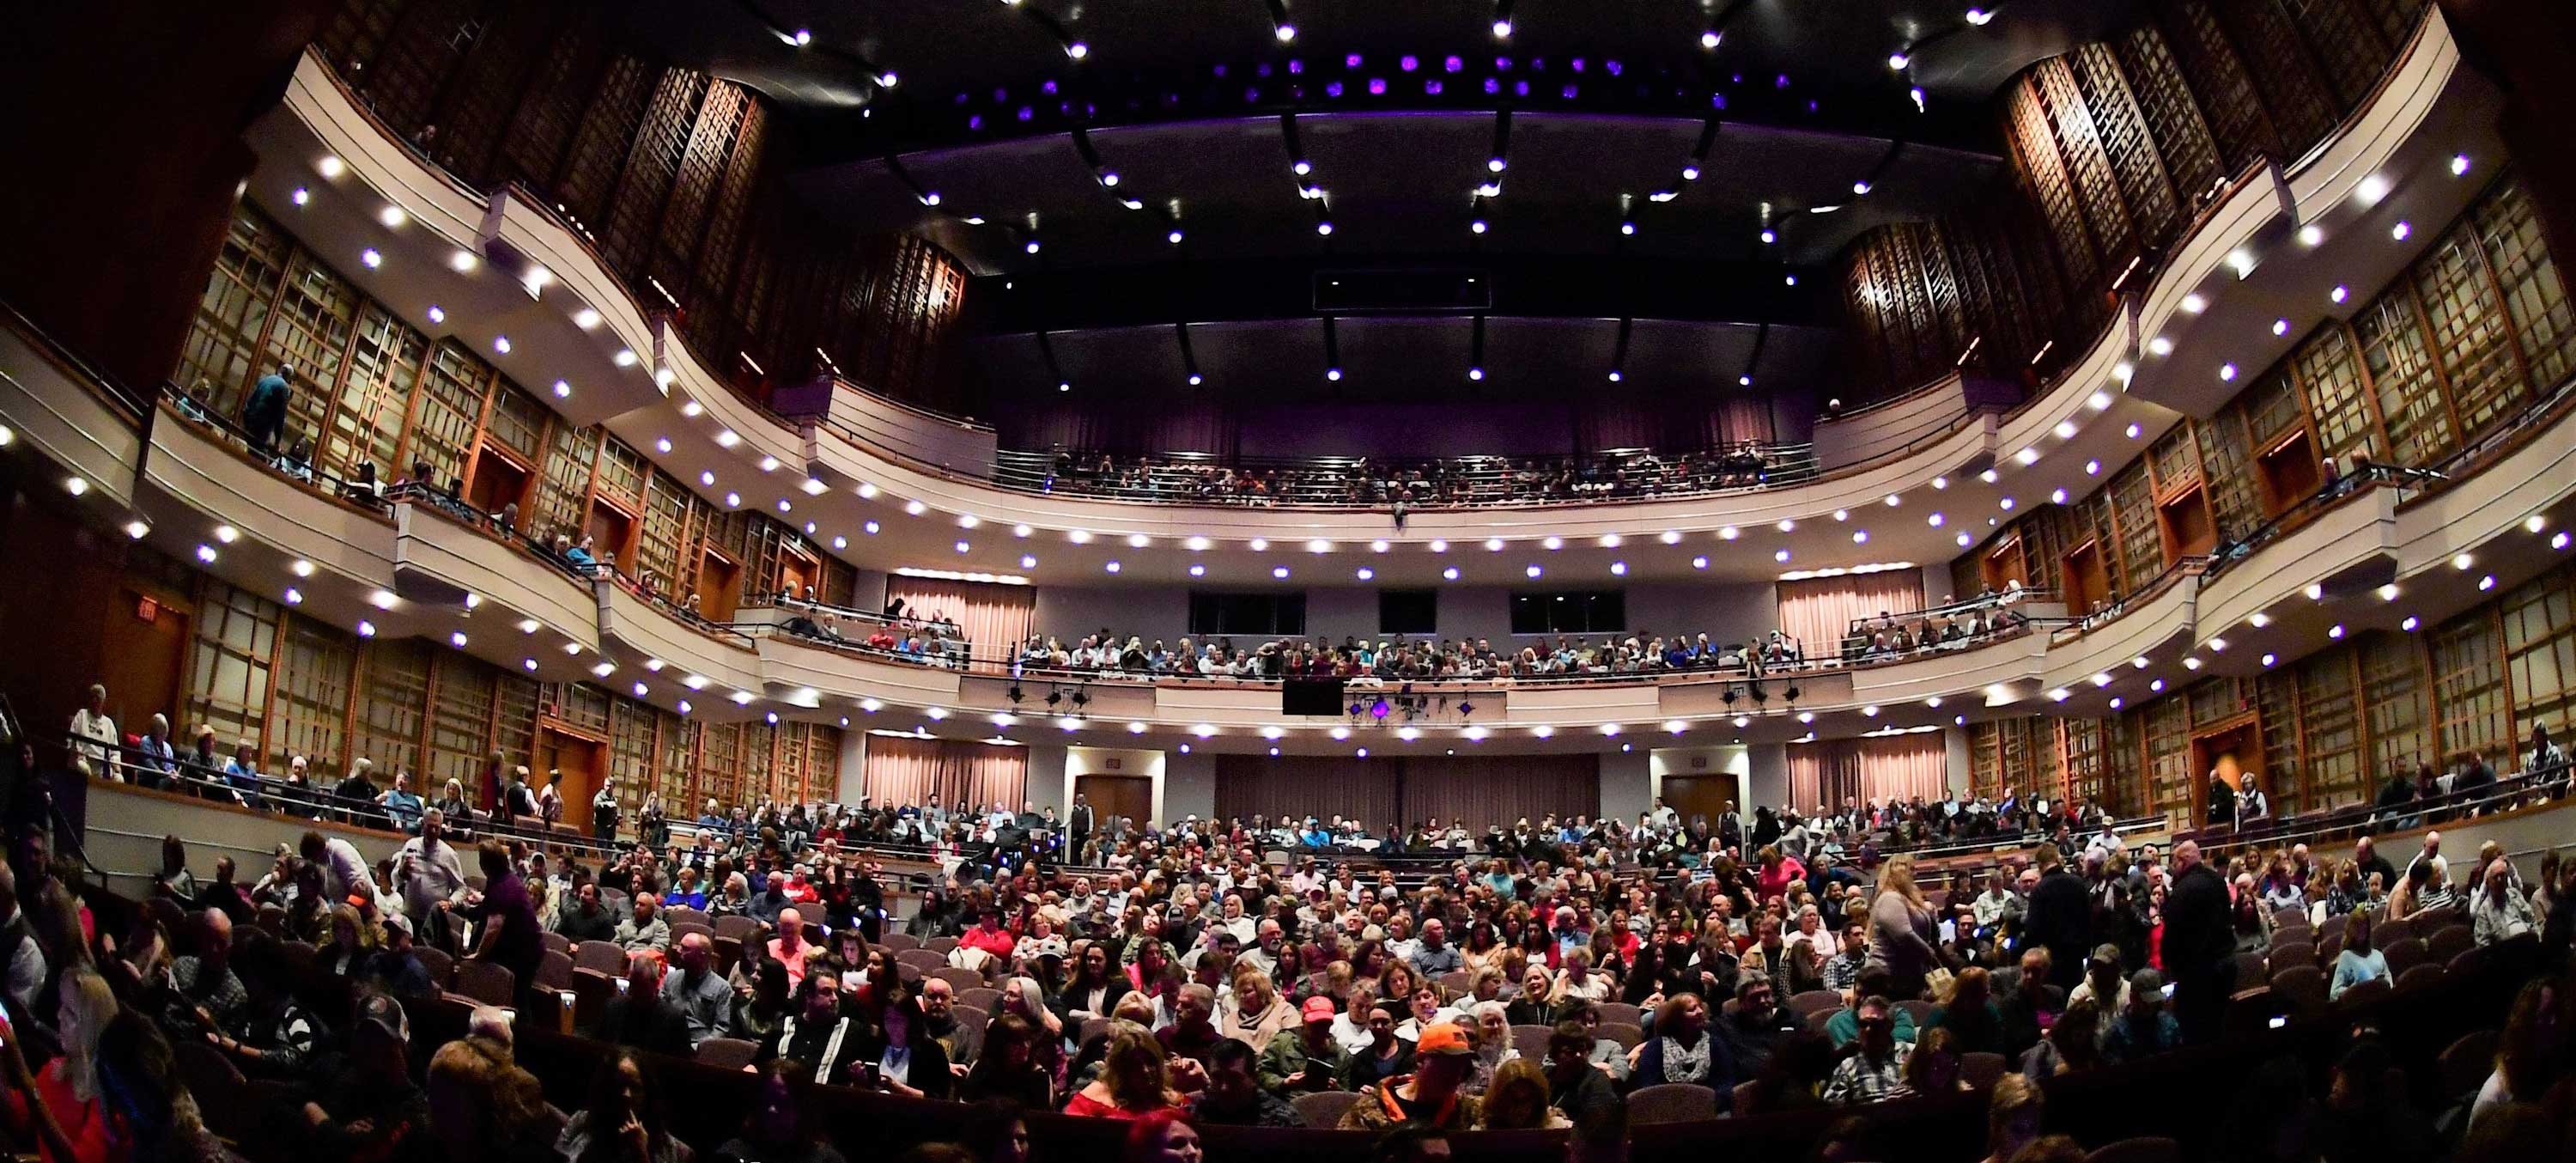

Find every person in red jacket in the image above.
[962,905,1018,961]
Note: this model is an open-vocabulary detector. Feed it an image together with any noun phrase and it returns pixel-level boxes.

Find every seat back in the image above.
[878,933,921,953]
[2085,1136,2182,1163]
[923,936,960,956]
[896,948,950,977]
[540,931,573,956]
[959,987,1003,1014]
[414,945,455,989]
[2268,965,2327,1014]
[1789,989,1844,1018]
[670,922,715,948]
[1292,1090,1361,1129]
[173,1042,246,1140]
[950,1005,988,1062]
[2265,944,2317,972]
[2425,924,2476,965]
[452,959,518,1006]
[1597,1002,1643,1028]
[2379,937,2427,976]
[1961,1050,2008,1092]
[536,949,576,992]
[713,914,762,943]
[2333,977,2390,1008]
[2438,1028,2500,1100]
[1510,1024,1555,1061]
[933,966,984,996]
[1598,1021,1643,1050]
[1625,1082,1721,1124]
[574,940,630,976]
[696,1037,760,1069]
[2393,963,2443,992]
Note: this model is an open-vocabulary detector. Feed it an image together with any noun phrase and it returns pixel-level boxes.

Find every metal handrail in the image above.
[56,732,639,862]
[160,385,393,512]
[752,592,2042,690]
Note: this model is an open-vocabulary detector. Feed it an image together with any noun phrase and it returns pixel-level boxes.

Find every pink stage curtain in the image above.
[885,578,1034,662]
[1786,735,1950,815]
[1212,754,1598,835]
[1214,755,1403,835]
[861,735,1028,812]
[1400,753,1600,833]
[1713,396,1777,445]
[1775,572,1928,659]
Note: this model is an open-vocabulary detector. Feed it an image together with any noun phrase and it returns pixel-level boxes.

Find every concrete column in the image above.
[1025,744,1067,816]
[1746,743,1790,811]
[1163,750,1215,826]
[1599,749,1652,824]
[836,729,868,804]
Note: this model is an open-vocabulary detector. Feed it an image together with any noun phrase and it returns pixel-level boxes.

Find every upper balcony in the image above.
[16,303,2569,757]
[246,12,2497,597]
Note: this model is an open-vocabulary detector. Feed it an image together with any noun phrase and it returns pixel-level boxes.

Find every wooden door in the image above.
[696,551,740,621]
[2189,721,2261,826]
[2062,542,2109,616]
[100,585,189,739]
[1660,773,1741,831]
[1076,774,1153,832]
[586,501,637,571]
[466,450,532,517]
[534,725,607,831]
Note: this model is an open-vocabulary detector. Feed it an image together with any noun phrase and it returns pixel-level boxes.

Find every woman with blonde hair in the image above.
[1478,1057,1569,1130]
[1218,966,1295,1052]
[427,1032,550,1163]
[1863,855,1942,1000]
[0,971,120,1163]
[1065,1025,1186,1118]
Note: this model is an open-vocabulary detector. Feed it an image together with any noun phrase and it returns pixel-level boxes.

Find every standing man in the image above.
[2162,840,2233,1044]
[1069,792,1095,860]
[592,781,620,843]
[243,362,293,456]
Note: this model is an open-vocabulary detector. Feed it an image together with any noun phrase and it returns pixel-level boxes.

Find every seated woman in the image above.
[2328,913,2390,1000]
[1064,1025,1188,1118]
[558,1049,683,1163]
[715,1059,848,1163]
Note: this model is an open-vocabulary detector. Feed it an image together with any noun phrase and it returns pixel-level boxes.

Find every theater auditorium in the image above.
[0,2,2573,1161]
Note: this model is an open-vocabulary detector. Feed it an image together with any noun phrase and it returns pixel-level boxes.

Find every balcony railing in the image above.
[987,443,1819,509]
[752,587,2038,691]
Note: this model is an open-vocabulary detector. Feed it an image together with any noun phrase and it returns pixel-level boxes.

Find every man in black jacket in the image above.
[2162,839,2234,1044]
[2021,844,2092,992]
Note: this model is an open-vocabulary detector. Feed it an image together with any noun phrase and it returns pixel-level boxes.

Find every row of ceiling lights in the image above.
[294,103,2447,592]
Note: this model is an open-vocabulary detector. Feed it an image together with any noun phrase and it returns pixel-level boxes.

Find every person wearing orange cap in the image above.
[1259,996,1350,1096]
[1337,1021,1484,1132]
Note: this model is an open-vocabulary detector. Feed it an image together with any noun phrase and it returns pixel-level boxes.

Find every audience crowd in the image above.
[1020,445,1807,509]
[774,591,2033,687]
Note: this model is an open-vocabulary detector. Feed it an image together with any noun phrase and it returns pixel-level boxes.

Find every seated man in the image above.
[1190,1038,1301,1127]
[613,892,671,954]
[755,970,869,1086]
[1338,1021,1482,1132]
[556,880,617,944]
[596,949,691,1056]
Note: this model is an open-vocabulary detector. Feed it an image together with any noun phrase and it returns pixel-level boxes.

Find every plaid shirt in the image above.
[1823,950,1867,993]
[1824,1044,1912,1105]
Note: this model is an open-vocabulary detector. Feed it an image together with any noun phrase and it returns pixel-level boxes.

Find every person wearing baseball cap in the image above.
[1259,995,1351,1096]
[1337,1021,1483,1132]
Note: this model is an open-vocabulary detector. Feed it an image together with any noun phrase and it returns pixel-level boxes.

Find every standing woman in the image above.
[1863,856,1942,1000]
[478,749,507,817]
